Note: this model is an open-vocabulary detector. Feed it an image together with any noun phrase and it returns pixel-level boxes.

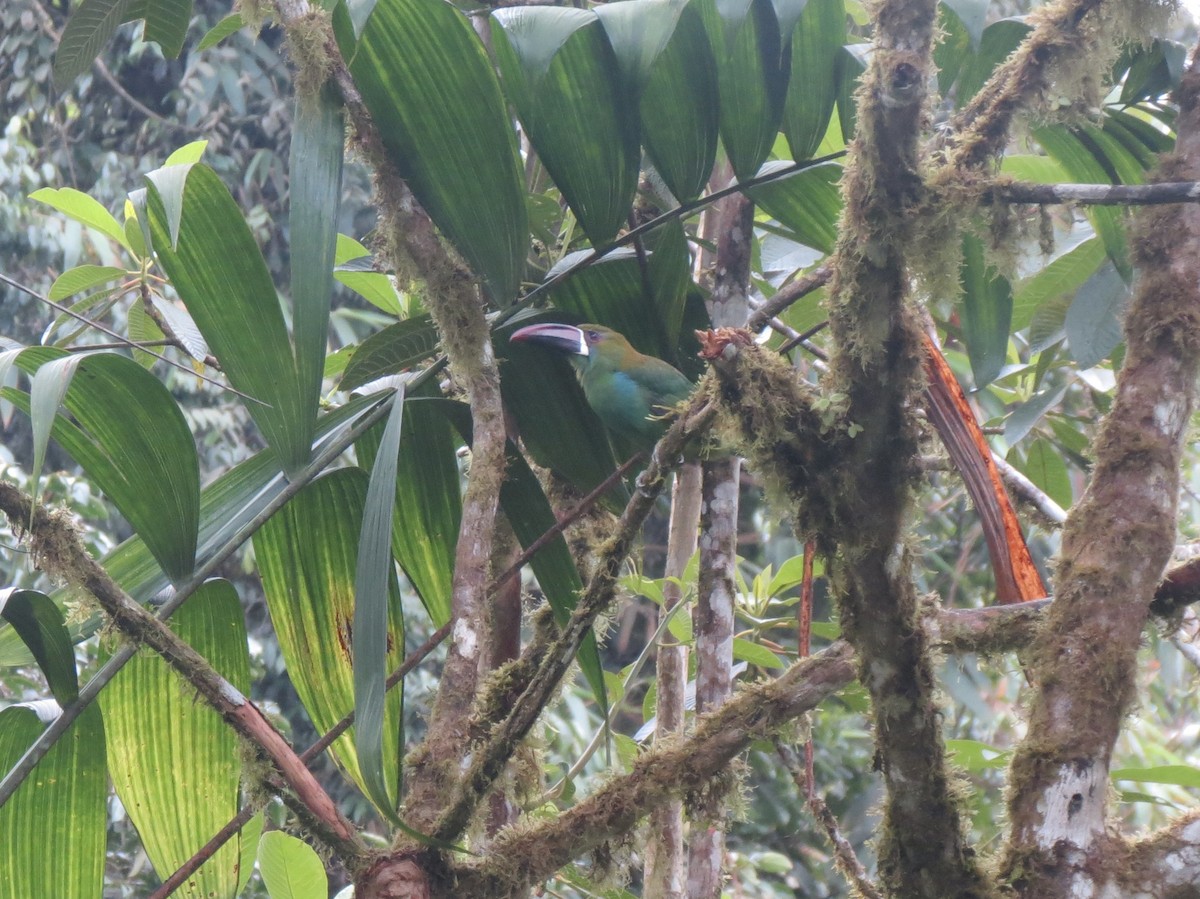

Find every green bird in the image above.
[510,322,696,450]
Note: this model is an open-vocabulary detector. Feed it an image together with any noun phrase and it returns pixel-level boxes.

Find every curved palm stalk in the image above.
[922,331,1048,604]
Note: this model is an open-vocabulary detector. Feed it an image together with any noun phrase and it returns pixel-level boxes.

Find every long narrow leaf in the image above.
[290,85,345,439]
[0,591,79,704]
[959,232,1012,388]
[354,386,406,822]
[356,388,460,625]
[781,0,845,160]
[696,0,787,180]
[640,3,719,202]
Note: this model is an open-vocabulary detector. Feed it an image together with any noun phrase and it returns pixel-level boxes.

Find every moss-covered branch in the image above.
[998,49,1200,897]
[0,481,365,865]
[451,642,859,899]
[819,0,995,890]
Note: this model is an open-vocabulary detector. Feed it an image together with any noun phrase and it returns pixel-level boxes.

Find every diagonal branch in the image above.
[945,0,1108,170]
[452,642,858,898]
[0,481,364,862]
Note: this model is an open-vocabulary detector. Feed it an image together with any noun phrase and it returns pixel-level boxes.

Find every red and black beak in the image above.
[509,323,589,357]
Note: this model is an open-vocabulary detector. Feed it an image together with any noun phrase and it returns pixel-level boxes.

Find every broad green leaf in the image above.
[595,0,684,94]
[999,153,1069,184]
[102,580,257,899]
[750,161,842,255]
[946,738,1010,772]
[18,348,200,582]
[1065,260,1128,369]
[697,0,788,180]
[290,85,345,445]
[1033,126,1130,277]
[956,18,1030,107]
[165,139,209,167]
[352,0,527,304]
[144,162,196,249]
[1101,114,1164,172]
[197,13,244,50]
[0,591,79,704]
[28,352,86,511]
[940,0,988,47]
[1021,436,1072,510]
[254,469,405,803]
[1105,108,1174,157]
[145,163,312,474]
[1004,380,1070,446]
[0,704,106,899]
[257,831,328,899]
[335,234,403,316]
[30,186,132,251]
[782,0,845,161]
[1012,237,1106,332]
[356,390,459,626]
[1076,122,1147,184]
[1027,293,1071,354]
[493,8,639,245]
[0,396,381,665]
[341,315,440,392]
[47,265,127,301]
[640,4,719,202]
[1111,765,1200,787]
[1118,38,1187,105]
[354,388,406,821]
[133,0,193,58]
[732,637,785,668]
[128,299,168,368]
[934,2,971,95]
[958,232,1012,389]
[52,0,134,90]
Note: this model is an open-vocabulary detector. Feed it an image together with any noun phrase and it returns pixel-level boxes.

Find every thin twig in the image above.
[489,452,643,593]
[774,741,884,899]
[0,273,258,404]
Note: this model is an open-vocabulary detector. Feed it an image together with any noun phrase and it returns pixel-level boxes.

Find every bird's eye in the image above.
[586,330,601,342]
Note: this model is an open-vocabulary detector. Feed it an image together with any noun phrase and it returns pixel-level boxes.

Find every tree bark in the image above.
[999,46,1200,898]
[644,463,701,899]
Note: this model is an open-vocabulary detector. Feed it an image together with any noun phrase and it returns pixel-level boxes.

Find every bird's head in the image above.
[509,323,630,365]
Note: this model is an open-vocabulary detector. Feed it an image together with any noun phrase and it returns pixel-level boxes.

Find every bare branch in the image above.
[992,180,1200,206]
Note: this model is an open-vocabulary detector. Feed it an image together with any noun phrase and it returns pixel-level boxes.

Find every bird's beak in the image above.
[509,323,589,357]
